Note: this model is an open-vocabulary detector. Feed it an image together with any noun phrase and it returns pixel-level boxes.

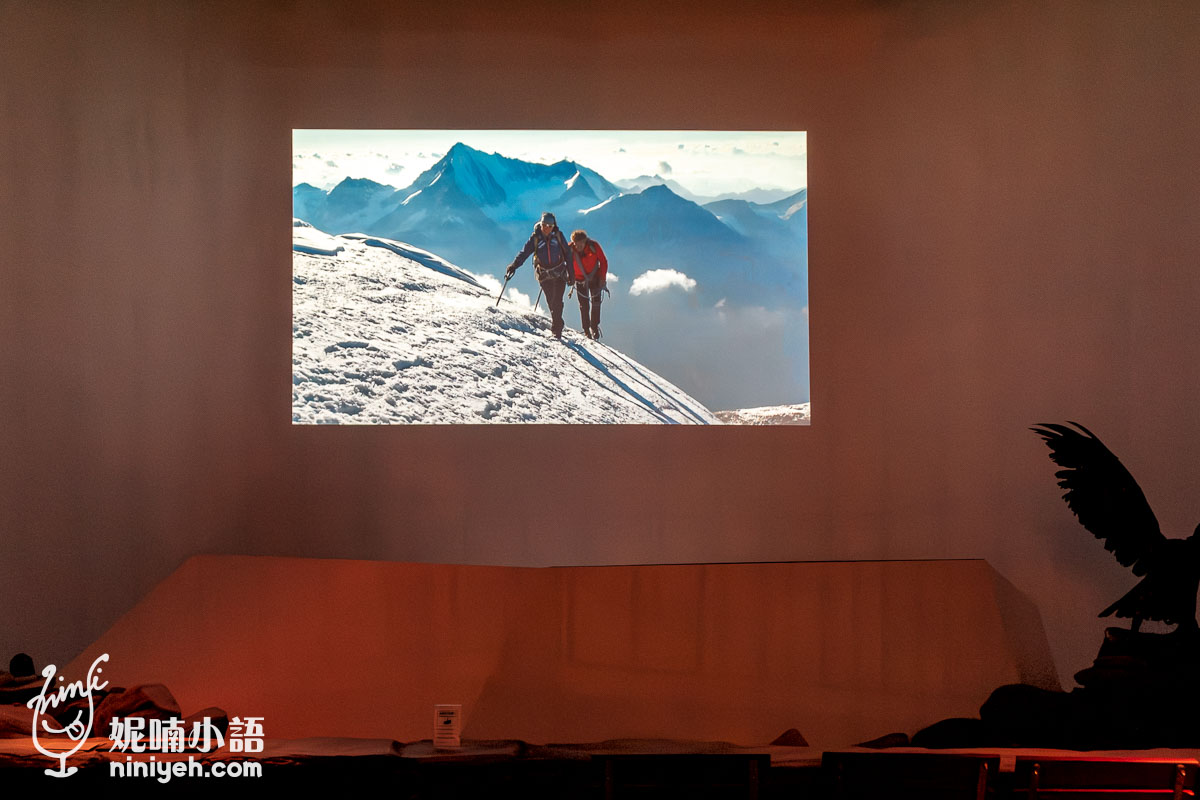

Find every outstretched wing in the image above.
[1031,421,1165,575]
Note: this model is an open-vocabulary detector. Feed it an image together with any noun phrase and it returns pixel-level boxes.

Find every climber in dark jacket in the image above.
[506,212,572,339]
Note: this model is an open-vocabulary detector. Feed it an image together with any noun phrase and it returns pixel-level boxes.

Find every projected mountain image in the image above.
[292,133,808,422]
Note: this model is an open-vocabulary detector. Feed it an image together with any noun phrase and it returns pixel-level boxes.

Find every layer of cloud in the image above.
[597,295,809,410]
[629,269,696,296]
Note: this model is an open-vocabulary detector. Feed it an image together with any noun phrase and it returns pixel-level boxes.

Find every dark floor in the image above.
[1,753,822,799]
[5,748,1197,799]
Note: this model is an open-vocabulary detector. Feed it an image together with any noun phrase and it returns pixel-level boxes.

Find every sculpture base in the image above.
[973,626,1200,750]
[1075,626,1200,689]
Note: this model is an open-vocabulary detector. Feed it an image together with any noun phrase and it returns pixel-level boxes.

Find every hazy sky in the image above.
[293,130,807,197]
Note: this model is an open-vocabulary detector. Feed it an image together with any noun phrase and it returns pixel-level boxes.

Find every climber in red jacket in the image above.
[568,229,608,340]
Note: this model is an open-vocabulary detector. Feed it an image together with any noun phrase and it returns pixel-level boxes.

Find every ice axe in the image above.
[533,286,543,312]
[495,274,511,307]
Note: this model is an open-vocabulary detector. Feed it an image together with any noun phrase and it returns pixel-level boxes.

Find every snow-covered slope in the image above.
[293,220,720,424]
[714,403,811,425]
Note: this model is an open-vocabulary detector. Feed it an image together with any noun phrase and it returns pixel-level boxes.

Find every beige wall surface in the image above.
[67,556,1056,747]
[3,1,1200,688]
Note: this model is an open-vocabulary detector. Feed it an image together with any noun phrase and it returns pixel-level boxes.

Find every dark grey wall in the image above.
[3,0,1199,686]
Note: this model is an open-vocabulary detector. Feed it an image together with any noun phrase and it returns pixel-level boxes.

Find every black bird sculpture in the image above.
[1032,421,1200,634]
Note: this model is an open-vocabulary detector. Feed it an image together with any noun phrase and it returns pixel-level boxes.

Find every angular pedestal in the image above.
[67,557,1057,747]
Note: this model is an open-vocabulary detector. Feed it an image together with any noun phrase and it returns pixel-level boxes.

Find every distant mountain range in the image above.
[614,174,800,206]
[292,142,806,308]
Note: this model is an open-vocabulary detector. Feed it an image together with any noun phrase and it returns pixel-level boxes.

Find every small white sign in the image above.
[434,704,462,749]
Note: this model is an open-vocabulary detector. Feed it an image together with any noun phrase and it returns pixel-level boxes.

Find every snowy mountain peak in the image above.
[432,142,511,175]
[615,174,704,203]
[435,141,491,167]
[411,144,514,207]
[325,177,397,216]
[640,183,681,200]
[330,176,392,194]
